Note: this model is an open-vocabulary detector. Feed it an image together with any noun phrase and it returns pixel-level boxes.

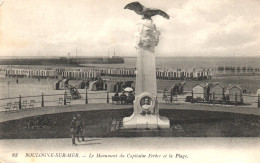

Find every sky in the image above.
[0,0,260,57]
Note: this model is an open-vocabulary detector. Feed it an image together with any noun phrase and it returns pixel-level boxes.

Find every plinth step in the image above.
[110,118,185,137]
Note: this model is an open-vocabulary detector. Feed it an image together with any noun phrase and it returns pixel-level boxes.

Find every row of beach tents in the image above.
[192,82,245,103]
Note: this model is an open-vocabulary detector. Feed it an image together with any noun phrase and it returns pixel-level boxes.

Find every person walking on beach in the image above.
[76,114,85,142]
[70,114,78,146]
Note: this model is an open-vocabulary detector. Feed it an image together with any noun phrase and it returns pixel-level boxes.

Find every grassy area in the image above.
[0,109,260,139]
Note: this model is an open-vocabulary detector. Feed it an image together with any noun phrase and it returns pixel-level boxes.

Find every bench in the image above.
[13,102,19,110]
[66,96,72,106]
[5,102,12,111]
[162,95,171,103]
[28,100,35,109]
[22,100,27,109]
[58,98,63,107]
[119,96,127,104]
[112,96,120,104]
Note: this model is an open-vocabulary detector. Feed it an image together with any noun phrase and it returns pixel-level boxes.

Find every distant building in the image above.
[226,85,243,103]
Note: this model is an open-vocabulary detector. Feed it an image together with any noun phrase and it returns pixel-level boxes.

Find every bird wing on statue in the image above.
[145,9,170,19]
[124,2,144,15]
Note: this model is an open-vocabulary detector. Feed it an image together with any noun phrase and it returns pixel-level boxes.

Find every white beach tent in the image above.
[256,89,260,107]
[257,89,260,95]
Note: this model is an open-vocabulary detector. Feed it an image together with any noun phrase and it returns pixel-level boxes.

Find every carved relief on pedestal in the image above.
[133,19,160,53]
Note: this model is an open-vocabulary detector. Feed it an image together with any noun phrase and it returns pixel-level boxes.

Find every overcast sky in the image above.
[0,0,260,57]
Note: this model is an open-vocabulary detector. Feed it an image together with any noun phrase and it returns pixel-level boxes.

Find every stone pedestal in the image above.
[123,19,170,129]
[123,92,169,129]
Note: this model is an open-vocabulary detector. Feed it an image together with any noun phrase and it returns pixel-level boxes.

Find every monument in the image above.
[122,2,170,129]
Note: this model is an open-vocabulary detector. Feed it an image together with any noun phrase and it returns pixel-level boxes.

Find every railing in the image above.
[0,91,110,112]
[161,91,260,108]
[187,91,259,107]
[0,91,259,112]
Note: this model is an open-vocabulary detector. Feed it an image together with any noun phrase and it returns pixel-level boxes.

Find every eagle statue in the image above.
[124,2,170,20]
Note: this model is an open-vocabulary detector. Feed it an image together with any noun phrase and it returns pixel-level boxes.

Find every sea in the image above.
[1,56,259,69]
[82,57,260,69]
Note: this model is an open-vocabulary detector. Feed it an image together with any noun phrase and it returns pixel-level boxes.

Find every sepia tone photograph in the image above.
[0,0,260,162]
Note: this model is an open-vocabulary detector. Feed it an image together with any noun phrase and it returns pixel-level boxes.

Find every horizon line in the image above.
[1,55,260,58]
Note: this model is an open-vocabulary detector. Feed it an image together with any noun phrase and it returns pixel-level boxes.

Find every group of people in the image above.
[80,79,90,89]
[96,78,107,91]
[70,114,85,146]
[114,91,135,104]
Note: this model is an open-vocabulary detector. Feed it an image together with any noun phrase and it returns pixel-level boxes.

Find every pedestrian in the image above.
[86,79,90,89]
[127,92,135,104]
[100,79,104,91]
[70,114,78,146]
[103,80,107,90]
[16,78,19,84]
[120,92,127,104]
[76,114,85,142]
[163,88,167,99]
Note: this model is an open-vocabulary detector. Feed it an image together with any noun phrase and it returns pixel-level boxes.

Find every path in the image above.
[1,103,260,123]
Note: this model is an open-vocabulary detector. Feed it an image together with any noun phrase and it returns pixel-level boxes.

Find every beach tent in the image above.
[192,83,207,99]
[88,80,107,91]
[256,89,260,95]
[226,84,243,103]
[88,81,98,91]
[256,89,260,107]
[209,82,225,101]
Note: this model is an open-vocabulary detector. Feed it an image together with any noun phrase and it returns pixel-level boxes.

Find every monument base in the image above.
[123,113,170,129]
[122,92,170,129]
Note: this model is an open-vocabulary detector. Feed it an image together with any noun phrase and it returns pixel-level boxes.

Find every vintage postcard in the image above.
[0,0,260,163]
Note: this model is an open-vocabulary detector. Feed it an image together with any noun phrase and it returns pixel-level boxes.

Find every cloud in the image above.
[94,17,134,46]
[154,0,260,56]
[1,0,260,57]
